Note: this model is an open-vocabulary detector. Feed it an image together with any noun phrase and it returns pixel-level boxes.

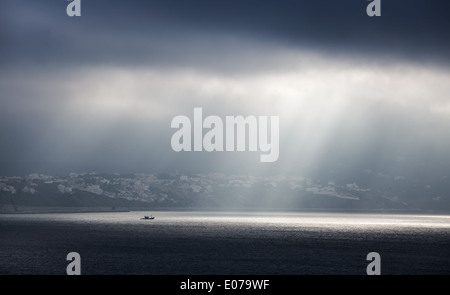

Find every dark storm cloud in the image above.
[1,0,450,70]
[1,0,450,177]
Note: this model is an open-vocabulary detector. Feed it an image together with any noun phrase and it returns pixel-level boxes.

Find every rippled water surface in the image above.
[1,211,449,274]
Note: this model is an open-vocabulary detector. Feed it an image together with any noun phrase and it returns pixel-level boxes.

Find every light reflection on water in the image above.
[4,210,450,229]
[1,211,450,274]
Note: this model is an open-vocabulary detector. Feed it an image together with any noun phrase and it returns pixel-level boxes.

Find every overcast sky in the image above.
[1,0,450,180]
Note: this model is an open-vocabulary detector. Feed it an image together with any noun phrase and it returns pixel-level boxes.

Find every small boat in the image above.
[141,215,155,220]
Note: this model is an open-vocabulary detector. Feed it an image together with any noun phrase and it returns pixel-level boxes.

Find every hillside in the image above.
[1,172,449,213]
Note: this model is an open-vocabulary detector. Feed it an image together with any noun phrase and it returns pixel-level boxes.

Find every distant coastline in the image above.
[0,206,130,214]
[2,172,450,213]
[1,205,449,215]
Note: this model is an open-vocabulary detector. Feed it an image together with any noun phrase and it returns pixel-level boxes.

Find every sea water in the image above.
[1,211,449,275]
